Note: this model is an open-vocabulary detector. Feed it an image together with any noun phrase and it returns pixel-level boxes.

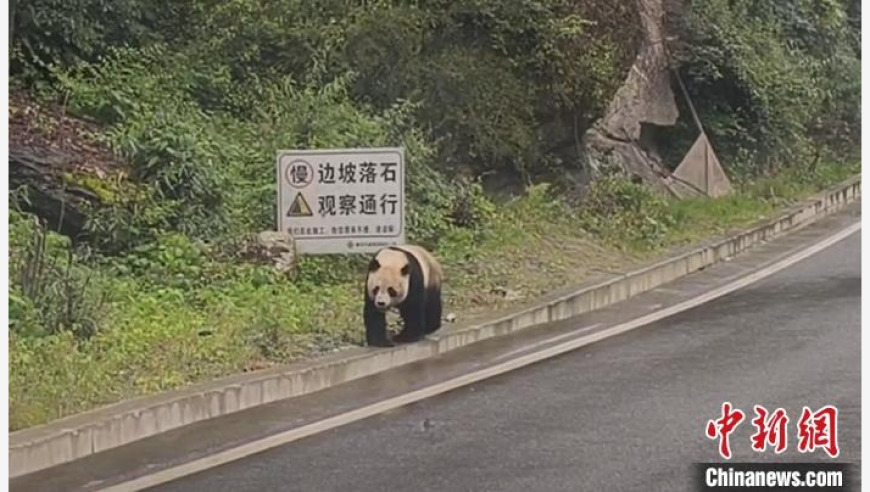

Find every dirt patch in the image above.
[8,91,124,176]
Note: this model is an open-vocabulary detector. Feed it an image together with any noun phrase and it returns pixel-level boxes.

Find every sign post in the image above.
[276,147,406,254]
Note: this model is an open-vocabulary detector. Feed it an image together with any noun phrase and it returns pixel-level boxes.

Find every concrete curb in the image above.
[9,175,861,478]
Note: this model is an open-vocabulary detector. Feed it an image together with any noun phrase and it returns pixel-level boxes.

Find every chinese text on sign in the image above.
[277,147,405,254]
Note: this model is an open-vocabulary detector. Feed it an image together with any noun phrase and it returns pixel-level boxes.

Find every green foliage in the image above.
[7,0,862,433]
[14,0,857,181]
[450,177,499,230]
[52,47,466,252]
[505,183,569,227]
[423,47,538,173]
[578,175,677,251]
[83,180,176,255]
[83,0,630,178]
[668,0,860,177]
[114,233,209,290]
[53,45,235,249]
[9,209,106,339]
[51,41,510,258]
[9,0,183,82]
[8,159,859,431]
[337,0,635,176]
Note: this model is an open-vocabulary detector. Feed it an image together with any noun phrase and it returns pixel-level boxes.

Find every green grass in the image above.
[662,162,860,248]
[8,162,859,431]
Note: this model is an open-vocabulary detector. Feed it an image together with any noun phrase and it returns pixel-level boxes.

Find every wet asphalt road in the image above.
[154,230,861,492]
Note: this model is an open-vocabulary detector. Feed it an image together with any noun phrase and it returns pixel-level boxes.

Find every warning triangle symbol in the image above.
[287,192,313,217]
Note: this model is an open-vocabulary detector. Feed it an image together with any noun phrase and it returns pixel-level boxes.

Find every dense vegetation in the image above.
[8,0,861,429]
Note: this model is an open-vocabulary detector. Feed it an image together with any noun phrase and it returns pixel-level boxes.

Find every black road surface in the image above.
[152,229,861,491]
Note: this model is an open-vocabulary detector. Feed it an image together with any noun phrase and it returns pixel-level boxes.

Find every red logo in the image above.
[797,405,840,458]
[705,403,840,458]
[705,402,746,459]
[750,405,789,454]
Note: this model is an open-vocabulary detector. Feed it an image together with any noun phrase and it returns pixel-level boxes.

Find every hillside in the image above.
[8,0,861,430]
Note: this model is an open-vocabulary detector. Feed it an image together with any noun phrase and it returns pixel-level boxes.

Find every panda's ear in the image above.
[401,264,410,276]
[368,259,381,272]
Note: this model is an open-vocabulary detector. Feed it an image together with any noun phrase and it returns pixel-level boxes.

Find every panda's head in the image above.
[366,248,410,312]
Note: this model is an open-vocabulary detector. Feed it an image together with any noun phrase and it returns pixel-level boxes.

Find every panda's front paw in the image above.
[367,336,395,348]
[393,332,423,344]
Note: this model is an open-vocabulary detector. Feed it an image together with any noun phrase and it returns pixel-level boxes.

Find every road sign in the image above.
[276,147,406,254]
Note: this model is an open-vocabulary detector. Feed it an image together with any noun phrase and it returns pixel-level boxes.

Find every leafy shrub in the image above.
[54,46,492,255]
[339,0,635,177]
[578,175,676,250]
[450,177,498,230]
[9,209,106,339]
[51,47,231,250]
[667,0,860,176]
[173,0,634,178]
[82,178,176,254]
[113,233,208,290]
[10,0,185,82]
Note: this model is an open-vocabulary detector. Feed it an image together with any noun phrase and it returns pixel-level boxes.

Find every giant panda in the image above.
[364,244,444,347]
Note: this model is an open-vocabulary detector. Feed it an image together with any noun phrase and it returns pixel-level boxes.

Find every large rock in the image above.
[581,0,681,193]
[9,147,99,240]
[254,231,297,276]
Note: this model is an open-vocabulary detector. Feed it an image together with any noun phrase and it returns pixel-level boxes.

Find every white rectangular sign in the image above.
[276,147,406,254]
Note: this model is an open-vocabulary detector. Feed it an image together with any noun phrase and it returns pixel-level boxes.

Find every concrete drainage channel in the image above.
[10,175,861,479]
